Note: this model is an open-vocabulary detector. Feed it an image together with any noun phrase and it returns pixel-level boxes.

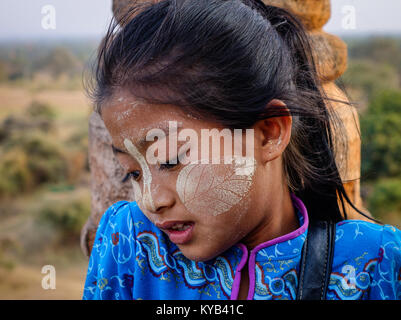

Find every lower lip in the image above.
[165,224,194,245]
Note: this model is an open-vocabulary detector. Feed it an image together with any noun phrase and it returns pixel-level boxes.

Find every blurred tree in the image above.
[347,37,401,79]
[368,179,401,223]
[361,90,401,180]
[39,47,81,79]
[27,101,56,120]
[7,47,31,80]
[341,60,400,100]
[0,101,56,143]
[0,149,34,196]
[0,61,7,82]
[38,196,90,245]
[15,133,67,185]
[0,132,68,197]
[0,103,68,197]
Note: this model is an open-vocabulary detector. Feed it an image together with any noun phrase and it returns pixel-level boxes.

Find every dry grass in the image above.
[0,184,91,300]
[0,86,32,119]
[0,85,92,121]
[0,263,87,300]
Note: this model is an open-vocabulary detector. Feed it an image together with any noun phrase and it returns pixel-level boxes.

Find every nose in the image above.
[142,183,176,214]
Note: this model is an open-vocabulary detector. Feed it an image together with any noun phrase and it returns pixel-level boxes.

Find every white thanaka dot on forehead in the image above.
[184,113,201,121]
[124,138,156,212]
[114,100,145,121]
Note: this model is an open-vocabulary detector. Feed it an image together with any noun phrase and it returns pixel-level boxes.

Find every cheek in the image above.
[176,156,256,217]
[204,195,252,239]
[131,179,143,203]
[183,196,253,262]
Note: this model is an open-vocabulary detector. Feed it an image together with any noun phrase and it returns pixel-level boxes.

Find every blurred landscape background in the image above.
[0,38,95,299]
[0,1,401,300]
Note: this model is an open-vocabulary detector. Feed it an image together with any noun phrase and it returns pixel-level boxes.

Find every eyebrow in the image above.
[111,122,184,155]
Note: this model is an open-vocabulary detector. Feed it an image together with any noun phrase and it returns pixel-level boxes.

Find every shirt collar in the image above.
[236,193,309,261]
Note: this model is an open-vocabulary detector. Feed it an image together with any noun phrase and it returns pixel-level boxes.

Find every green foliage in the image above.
[361,90,401,180]
[39,47,81,78]
[37,196,90,245]
[20,134,68,184]
[0,101,56,143]
[368,179,401,221]
[0,238,18,271]
[341,60,400,99]
[335,38,401,225]
[0,133,68,196]
[363,89,401,114]
[0,149,34,195]
[346,37,401,76]
[0,40,93,83]
[27,101,56,120]
[0,61,7,82]
[0,101,68,197]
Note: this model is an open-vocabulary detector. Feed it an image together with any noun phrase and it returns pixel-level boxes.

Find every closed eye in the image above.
[159,157,180,170]
[122,170,141,183]
[159,147,191,170]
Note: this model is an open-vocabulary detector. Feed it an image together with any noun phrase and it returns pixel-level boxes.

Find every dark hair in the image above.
[87,0,373,223]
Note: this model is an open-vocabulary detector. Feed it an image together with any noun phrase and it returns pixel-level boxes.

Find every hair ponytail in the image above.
[251,0,374,223]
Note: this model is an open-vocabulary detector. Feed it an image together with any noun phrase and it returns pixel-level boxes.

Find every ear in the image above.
[253,99,292,164]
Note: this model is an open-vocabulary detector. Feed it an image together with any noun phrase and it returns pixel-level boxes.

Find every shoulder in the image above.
[83,201,153,299]
[97,201,132,229]
[335,219,385,248]
[93,200,171,258]
[334,219,401,251]
[328,219,401,300]
[96,200,153,234]
[333,219,401,262]
[88,201,138,268]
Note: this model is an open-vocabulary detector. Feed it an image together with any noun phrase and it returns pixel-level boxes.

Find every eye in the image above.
[122,170,141,183]
[159,156,180,170]
[159,147,191,170]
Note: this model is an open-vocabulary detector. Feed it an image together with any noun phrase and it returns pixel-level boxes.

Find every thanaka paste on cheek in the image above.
[176,156,256,216]
[124,138,156,211]
[131,179,143,204]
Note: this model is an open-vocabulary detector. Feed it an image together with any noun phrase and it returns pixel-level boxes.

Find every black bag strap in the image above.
[296,220,336,300]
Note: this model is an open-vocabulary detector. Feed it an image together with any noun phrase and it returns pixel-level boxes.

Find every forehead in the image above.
[101,90,206,148]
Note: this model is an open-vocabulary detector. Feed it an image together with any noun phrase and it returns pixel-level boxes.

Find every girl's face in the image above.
[102,90,293,262]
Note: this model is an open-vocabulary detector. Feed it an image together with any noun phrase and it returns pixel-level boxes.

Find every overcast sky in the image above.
[0,0,400,40]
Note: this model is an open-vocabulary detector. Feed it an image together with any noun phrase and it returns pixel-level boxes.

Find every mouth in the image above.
[156,221,195,245]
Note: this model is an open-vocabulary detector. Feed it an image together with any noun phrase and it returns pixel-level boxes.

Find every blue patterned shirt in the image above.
[82,195,401,300]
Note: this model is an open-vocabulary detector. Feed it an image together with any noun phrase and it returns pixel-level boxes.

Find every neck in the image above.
[242,183,298,251]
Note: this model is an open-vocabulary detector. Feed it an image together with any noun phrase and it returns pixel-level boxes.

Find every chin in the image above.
[178,245,224,263]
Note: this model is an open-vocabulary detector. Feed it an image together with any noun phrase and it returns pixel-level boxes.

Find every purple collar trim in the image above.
[230,193,309,300]
[229,243,248,300]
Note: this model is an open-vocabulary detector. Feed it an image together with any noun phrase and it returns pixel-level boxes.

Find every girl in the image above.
[83,0,401,300]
